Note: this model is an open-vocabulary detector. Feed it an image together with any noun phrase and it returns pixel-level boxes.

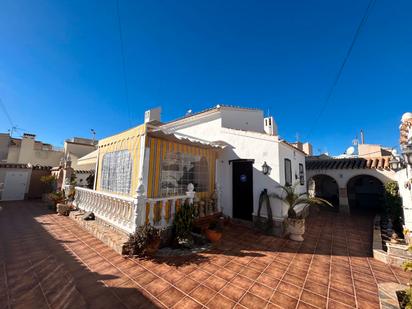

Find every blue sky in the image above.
[0,0,411,155]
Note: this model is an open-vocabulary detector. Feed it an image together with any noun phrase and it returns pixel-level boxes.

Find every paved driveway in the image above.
[0,201,408,308]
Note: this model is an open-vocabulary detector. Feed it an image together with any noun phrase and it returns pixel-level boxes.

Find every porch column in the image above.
[339,187,350,214]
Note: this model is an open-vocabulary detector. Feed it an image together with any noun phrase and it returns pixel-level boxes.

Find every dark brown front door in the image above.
[232,160,253,221]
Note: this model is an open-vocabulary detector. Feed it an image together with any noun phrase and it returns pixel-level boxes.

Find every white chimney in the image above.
[144,107,161,123]
[264,116,278,136]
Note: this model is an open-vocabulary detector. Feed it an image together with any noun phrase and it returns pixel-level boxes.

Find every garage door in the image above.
[1,171,29,201]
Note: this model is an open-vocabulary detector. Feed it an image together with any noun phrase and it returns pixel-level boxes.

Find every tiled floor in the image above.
[0,201,409,308]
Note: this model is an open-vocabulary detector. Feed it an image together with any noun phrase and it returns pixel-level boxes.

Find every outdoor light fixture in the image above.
[389,156,404,171]
[262,161,270,175]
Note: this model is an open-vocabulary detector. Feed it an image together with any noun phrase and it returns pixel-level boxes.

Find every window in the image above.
[299,163,305,185]
[160,151,209,197]
[100,150,132,194]
[284,158,292,186]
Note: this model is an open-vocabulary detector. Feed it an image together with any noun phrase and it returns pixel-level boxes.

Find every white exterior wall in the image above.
[398,167,412,230]
[220,109,264,133]
[162,110,306,222]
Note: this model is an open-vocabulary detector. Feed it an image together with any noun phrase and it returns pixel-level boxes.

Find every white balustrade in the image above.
[74,183,197,233]
[74,187,138,234]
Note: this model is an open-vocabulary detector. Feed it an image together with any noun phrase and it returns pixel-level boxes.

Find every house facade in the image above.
[0,133,64,166]
[74,105,307,236]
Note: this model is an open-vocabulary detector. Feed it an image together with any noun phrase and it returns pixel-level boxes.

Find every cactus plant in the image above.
[174,199,195,246]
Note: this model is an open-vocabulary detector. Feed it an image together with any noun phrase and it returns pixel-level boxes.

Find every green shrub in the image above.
[124,223,161,257]
[384,181,403,234]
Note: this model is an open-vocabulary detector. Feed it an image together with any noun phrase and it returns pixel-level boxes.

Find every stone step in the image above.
[69,211,129,255]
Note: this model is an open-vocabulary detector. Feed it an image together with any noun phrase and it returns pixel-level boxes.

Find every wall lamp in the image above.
[262,161,271,175]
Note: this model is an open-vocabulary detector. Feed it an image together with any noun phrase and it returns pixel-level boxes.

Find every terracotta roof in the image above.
[306,156,391,170]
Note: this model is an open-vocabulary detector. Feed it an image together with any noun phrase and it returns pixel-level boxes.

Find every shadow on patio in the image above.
[0,201,165,308]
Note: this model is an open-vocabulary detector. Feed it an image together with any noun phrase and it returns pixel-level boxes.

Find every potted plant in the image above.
[48,191,65,211]
[124,223,162,257]
[271,183,332,242]
[205,220,223,243]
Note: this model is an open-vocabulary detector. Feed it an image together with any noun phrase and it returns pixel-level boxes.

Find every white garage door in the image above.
[1,171,29,201]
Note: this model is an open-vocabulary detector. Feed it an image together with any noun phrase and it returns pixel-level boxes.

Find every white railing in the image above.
[74,187,138,234]
[74,182,221,234]
[146,195,189,226]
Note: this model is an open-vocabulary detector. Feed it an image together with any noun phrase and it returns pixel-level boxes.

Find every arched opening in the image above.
[347,175,384,214]
[308,175,339,212]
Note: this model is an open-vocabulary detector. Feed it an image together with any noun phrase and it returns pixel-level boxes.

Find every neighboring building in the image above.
[51,137,97,188]
[74,105,307,238]
[63,137,97,170]
[306,135,396,214]
[0,133,64,166]
[291,142,313,156]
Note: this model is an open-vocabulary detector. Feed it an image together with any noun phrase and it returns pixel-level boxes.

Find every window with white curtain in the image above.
[160,151,209,197]
[100,150,132,194]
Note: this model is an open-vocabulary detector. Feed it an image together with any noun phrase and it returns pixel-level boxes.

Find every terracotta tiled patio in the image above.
[0,201,409,308]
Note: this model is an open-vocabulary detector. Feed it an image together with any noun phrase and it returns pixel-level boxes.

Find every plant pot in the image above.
[205,229,222,243]
[56,203,71,216]
[145,238,161,256]
[286,218,305,242]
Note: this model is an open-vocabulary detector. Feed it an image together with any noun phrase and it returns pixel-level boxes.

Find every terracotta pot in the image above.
[205,229,222,243]
[145,238,161,256]
[286,218,305,242]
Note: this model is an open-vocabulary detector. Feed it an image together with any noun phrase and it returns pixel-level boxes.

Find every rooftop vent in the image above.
[264,116,278,136]
[144,107,161,123]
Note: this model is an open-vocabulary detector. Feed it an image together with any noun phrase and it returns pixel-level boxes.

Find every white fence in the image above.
[74,183,196,234]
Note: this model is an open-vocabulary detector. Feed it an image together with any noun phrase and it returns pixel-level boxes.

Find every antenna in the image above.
[91,129,96,143]
[186,109,192,116]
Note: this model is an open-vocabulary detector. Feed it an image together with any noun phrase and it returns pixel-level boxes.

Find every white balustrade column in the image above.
[160,200,167,226]
[149,202,155,225]
[170,199,176,225]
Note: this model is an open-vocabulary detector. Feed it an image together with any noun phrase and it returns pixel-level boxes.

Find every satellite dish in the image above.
[346,146,355,155]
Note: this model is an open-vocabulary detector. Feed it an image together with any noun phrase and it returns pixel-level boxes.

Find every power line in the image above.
[0,97,14,128]
[306,0,377,139]
[115,0,132,127]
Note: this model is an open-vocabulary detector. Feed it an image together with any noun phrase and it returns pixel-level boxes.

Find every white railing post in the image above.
[135,178,146,230]
[160,200,167,226]
[186,183,195,205]
[149,201,155,225]
[170,199,176,225]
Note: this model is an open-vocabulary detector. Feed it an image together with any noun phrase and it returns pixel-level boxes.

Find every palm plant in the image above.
[270,183,332,219]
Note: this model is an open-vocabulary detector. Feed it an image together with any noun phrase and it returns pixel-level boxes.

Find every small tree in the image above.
[270,183,332,219]
[40,175,57,193]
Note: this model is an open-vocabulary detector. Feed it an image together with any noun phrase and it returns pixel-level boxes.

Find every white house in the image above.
[73,105,307,240]
[158,105,307,234]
